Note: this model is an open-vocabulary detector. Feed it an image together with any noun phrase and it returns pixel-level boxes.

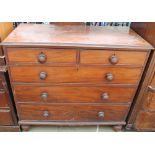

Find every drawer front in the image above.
[14,85,135,103]
[0,109,14,125]
[10,66,142,84]
[0,47,5,66]
[135,111,155,130]
[7,48,76,64]
[143,91,155,110]
[80,50,147,65]
[150,73,155,85]
[0,74,9,107]
[0,74,3,88]
[17,104,129,122]
[0,90,9,107]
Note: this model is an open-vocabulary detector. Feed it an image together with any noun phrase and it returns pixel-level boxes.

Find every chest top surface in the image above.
[2,24,153,50]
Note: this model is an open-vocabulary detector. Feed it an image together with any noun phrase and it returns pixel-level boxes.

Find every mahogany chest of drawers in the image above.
[2,24,153,131]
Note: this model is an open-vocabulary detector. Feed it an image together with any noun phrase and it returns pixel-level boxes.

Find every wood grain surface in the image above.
[13,85,136,103]
[17,103,129,122]
[10,66,142,84]
[2,24,153,49]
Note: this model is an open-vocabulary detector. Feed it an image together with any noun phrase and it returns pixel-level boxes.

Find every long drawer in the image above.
[0,109,14,125]
[13,85,136,103]
[7,48,77,64]
[10,66,142,84]
[17,103,129,122]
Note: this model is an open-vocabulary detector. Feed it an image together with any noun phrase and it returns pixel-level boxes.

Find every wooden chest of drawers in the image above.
[2,24,153,131]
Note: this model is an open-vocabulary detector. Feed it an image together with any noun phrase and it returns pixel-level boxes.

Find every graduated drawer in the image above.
[10,66,142,84]
[7,48,76,64]
[14,85,136,103]
[17,103,129,122]
[80,49,147,66]
[0,109,14,125]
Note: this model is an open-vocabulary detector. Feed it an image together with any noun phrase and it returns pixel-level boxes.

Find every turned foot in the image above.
[125,124,133,131]
[113,125,123,132]
[21,125,30,132]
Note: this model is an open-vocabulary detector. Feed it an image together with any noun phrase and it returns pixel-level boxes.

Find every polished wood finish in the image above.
[80,49,147,66]
[0,109,14,125]
[10,66,142,84]
[14,85,135,103]
[0,91,9,107]
[17,103,129,122]
[126,22,155,131]
[2,24,153,49]
[3,24,152,131]
[7,48,77,64]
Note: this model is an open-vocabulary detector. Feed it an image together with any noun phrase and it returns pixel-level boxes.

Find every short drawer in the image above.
[135,111,155,130]
[14,85,136,103]
[10,66,142,84]
[0,109,14,125]
[17,103,129,122]
[80,50,147,66]
[7,48,76,64]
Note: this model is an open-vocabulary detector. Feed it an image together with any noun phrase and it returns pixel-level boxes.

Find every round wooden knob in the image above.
[39,72,47,80]
[98,112,104,118]
[109,55,118,64]
[38,53,47,63]
[101,93,109,100]
[105,73,114,81]
[43,111,49,117]
[41,92,48,101]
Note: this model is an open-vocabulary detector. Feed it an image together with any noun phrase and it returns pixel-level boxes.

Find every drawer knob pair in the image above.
[109,54,118,65]
[38,53,47,63]
[43,111,49,117]
[39,72,47,80]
